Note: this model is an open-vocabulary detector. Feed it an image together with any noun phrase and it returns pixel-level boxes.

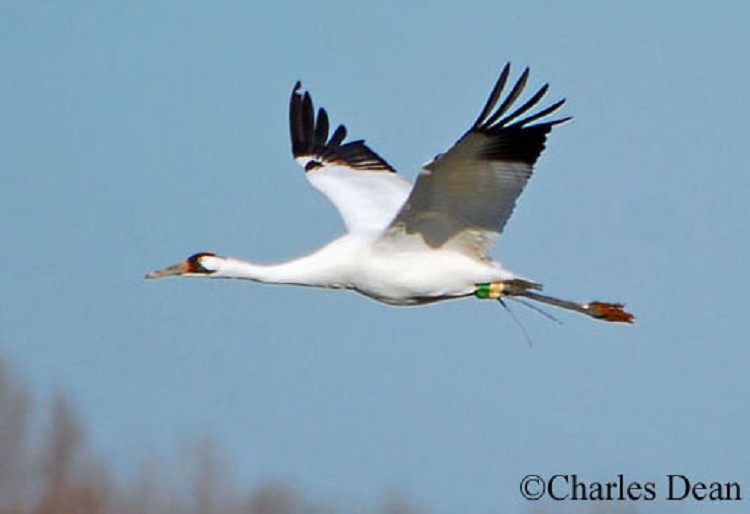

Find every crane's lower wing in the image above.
[382,64,570,257]
[290,83,412,235]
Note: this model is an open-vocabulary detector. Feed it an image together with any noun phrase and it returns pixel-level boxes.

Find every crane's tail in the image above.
[475,279,634,323]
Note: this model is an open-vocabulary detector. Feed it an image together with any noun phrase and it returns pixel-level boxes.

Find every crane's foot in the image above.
[582,302,634,323]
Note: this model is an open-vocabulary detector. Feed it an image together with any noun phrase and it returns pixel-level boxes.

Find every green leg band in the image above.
[475,282,507,299]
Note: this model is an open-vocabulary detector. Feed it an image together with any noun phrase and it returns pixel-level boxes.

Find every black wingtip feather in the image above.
[473,63,511,129]
[505,98,568,129]
[474,65,568,132]
[289,82,306,157]
[482,67,530,128]
[289,82,396,173]
[315,108,329,149]
[466,65,570,165]
[497,83,549,127]
[330,125,347,147]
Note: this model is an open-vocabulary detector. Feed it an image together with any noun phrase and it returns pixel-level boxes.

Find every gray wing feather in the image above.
[384,64,569,255]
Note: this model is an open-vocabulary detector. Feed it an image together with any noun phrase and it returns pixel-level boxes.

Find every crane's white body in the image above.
[204,234,514,305]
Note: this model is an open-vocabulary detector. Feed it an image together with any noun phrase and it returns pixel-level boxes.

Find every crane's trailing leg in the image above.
[475,280,634,323]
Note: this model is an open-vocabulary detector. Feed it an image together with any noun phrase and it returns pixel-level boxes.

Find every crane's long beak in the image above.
[144,260,189,279]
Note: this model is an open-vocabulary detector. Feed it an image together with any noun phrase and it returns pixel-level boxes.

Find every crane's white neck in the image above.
[203,253,346,288]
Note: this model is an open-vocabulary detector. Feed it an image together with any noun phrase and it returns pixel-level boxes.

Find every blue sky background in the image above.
[2,1,749,512]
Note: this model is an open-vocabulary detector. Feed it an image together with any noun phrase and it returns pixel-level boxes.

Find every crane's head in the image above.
[145,252,222,279]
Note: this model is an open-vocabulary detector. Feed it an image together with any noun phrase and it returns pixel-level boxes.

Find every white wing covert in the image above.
[383,64,570,257]
[289,83,412,235]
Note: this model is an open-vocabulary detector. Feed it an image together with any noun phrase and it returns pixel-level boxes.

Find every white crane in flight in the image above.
[146,64,633,324]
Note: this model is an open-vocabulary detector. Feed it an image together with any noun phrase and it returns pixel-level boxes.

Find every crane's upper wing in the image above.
[289,83,412,235]
[382,64,570,257]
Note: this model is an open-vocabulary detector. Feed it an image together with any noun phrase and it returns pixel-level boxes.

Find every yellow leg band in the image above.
[474,282,506,299]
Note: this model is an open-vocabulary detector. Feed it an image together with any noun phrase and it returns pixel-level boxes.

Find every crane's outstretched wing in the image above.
[382,64,570,257]
[290,83,412,235]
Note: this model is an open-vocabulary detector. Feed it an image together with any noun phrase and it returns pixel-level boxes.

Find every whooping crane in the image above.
[146,64,633,324]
